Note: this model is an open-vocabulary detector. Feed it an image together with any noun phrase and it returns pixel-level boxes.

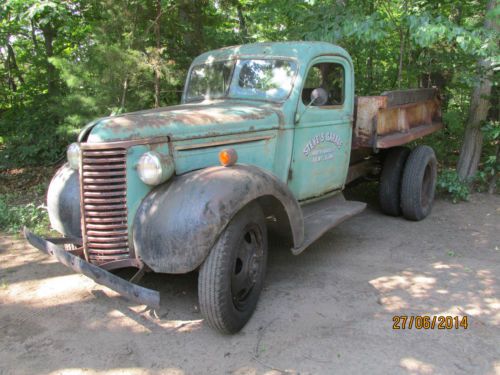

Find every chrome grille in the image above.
[81,146,129,264]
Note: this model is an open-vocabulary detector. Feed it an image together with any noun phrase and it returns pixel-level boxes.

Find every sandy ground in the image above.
[0,193,499,375]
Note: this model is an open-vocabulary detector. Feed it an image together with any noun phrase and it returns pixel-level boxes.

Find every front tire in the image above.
[198,202,268,334]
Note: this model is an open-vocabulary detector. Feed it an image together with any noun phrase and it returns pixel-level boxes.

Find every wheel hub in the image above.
[231,226,263,310]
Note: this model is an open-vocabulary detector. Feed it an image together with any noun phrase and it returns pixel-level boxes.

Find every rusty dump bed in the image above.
[353,88,442,149]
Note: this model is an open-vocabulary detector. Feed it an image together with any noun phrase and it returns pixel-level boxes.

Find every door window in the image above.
[302,63,344,106]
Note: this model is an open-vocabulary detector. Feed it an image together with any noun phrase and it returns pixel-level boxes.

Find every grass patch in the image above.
[0,196,50,235]
[0,166,58,235]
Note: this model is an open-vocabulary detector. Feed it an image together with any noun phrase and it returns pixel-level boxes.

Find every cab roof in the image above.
[192,41,351,65]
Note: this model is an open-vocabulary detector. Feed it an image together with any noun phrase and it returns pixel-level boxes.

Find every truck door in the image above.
[288,56,353,201]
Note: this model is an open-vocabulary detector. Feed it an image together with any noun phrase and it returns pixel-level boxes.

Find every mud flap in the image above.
[23,228,160,309]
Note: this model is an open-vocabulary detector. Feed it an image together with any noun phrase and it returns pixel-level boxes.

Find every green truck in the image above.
[25,41,442,334]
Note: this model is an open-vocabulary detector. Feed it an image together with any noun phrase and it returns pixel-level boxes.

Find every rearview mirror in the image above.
[310,88,328,106]
[294,87,328,124]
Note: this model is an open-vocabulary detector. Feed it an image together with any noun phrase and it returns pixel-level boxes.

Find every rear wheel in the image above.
[198,202,268,334]
[379,146,411,216]
[401,145,437,221]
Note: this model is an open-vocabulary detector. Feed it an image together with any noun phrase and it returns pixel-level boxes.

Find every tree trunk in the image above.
[178,0,206,58]
[396,0,408,89]
[234,0,248,41]
[41,24,57,96]
[366,0,374,93]
[6,44,24,86]
[367,48,373,93]
[31,19,38,50]
[120,76,128,110]
[154,0,162,108]
[4,54,16,93]
[397,28,405,88]
[456,0,497,181]
[4,33,24,93]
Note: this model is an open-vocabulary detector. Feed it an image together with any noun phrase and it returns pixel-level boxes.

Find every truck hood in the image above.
[81,101,284,143]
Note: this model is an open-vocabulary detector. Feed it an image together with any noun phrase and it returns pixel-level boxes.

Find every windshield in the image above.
[185,59,297,102]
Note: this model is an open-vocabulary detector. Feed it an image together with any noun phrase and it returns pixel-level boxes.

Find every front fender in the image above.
[47,163,82,238]
[132,165,304,273]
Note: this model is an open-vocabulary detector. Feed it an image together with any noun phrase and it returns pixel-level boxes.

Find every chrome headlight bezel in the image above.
[137,151,174,186]
[67,143,81,170]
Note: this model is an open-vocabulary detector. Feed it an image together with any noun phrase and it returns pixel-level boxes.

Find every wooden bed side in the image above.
[353,88,443,149]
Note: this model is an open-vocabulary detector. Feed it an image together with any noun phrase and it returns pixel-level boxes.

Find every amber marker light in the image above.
[219,148,238,167]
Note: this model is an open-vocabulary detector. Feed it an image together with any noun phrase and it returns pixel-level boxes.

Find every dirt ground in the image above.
[0,193,499,375]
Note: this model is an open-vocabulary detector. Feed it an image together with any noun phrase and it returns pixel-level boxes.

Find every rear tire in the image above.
[379,147,411,216]
[198,202,268,334]
[401,145,437,221]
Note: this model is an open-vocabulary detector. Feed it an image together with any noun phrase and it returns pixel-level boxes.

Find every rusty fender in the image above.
[24,228,160,308]
[133,165,304,274]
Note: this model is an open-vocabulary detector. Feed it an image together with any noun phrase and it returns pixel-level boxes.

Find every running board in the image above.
[292,194,366,255]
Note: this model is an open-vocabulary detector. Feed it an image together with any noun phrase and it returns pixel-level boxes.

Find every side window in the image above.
[302,62,344,106]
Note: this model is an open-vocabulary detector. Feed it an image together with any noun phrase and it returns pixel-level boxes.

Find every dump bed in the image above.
[353,88,442,149]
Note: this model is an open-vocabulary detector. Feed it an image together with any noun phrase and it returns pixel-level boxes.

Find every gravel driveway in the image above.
[1,193,499,375]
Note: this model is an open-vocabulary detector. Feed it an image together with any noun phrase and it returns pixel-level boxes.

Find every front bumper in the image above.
[23,228,160,309]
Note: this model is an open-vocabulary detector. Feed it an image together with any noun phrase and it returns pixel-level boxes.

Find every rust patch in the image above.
[353,89,441,149]
[91,102,285,141]
[376,122,443,148]
[353,96,386,148]
[174,135,275,151]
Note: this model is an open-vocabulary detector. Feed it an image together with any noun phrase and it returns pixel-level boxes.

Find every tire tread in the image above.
[400,145,437,221]
[198,203,267,334]
[379,147,411,216]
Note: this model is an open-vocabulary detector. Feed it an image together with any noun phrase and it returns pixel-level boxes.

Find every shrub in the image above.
[437,169,471,203]
[0,193,51,235]
[0,165,58,235]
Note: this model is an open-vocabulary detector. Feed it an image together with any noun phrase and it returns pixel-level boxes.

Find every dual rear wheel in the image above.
[379,145,437,221]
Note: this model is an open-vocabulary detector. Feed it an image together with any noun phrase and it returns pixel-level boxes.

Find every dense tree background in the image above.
[0,0,498,192]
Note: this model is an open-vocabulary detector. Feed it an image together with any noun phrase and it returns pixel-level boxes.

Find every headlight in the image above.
[137,151,174,186]
[67,143,81,170]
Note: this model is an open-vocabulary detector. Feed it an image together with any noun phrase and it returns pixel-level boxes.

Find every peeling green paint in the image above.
[81,42,355,208]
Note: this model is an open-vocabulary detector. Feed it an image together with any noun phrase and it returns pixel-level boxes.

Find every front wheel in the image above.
[198,202,268,334]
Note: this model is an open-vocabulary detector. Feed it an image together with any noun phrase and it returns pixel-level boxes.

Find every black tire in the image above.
[401,145,437,221]
[198,202,268,334]
[379,146,411,216]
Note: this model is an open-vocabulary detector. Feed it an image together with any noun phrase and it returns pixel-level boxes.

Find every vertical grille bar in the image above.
[80,146,129,264]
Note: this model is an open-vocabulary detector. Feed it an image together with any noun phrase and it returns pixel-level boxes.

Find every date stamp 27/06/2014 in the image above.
[392,315,469,330]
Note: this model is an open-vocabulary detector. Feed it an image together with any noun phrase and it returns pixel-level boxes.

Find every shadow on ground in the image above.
[0,193,499,375]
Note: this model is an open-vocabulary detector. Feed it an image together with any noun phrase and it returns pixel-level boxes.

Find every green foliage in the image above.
[0,0,498,197]
[0,97,77,169]
[476,120,500,191]
[437,169,471,203]
[0,171,53,234]
[483,121,500,142]
[0,195,50,234]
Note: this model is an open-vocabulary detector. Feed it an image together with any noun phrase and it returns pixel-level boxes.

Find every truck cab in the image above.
[25,42,442,334]
[179,42,355,200]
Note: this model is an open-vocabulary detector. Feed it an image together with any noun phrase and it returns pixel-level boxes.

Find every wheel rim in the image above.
[421,163,433,208]
[231,224,264,311]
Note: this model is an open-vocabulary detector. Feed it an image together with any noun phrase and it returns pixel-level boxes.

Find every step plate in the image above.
[292,194,366,255]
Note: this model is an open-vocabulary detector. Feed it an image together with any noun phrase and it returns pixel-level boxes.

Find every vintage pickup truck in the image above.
[25,41,442,334]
